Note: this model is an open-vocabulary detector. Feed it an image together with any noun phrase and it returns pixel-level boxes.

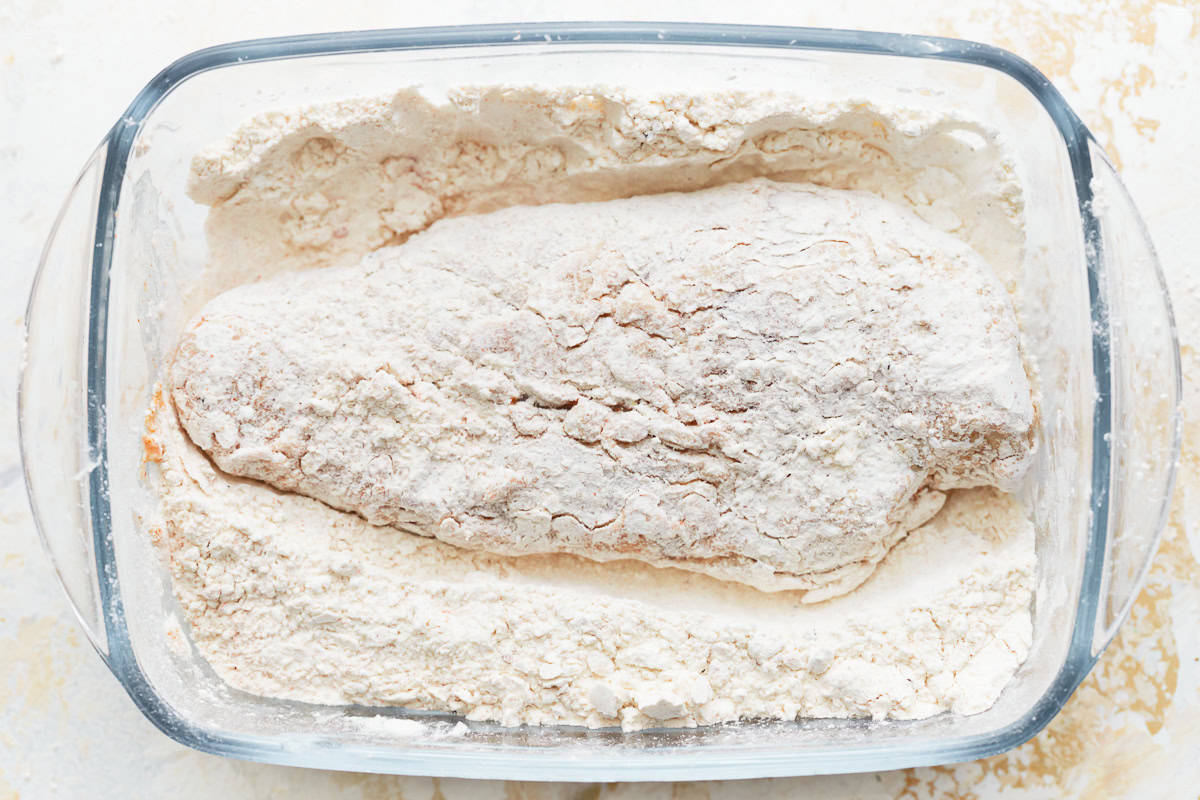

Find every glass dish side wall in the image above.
[103,42,1095,776]
[20,145,111,656]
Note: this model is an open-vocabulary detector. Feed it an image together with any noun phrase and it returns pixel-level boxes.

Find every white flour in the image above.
[147,85,1038,731]
[183,86,1027,306]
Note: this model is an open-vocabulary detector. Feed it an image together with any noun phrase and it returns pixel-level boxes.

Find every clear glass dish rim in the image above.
[57,20,1170,780]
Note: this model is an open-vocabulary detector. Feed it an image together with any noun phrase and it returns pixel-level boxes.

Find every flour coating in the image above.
[172,180,1034,598]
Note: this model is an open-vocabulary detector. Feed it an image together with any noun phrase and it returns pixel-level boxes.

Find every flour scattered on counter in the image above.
[147,85,1038,730]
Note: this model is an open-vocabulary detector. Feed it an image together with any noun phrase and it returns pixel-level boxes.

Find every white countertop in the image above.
[3,1,1198,797]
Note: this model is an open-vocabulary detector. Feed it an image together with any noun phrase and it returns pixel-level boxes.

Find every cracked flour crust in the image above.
[172,179,1035,599]
[148,85,1041,730]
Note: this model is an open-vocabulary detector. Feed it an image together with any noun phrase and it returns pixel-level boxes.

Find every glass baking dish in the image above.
[18,22,1181,780]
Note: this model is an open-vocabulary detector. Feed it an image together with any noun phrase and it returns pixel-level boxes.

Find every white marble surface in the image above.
[3,0,1198,797]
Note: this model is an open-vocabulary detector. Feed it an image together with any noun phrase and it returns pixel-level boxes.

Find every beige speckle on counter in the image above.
[3,0,1197,797]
